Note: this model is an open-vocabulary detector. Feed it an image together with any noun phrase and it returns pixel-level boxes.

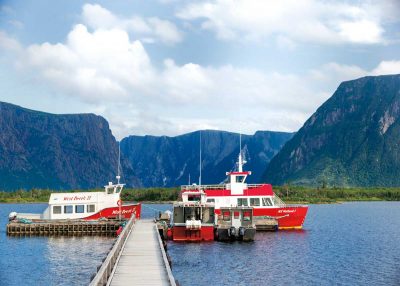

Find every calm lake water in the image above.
[0,203,170,286]
[168,202,400,286]
[0,202,399,285]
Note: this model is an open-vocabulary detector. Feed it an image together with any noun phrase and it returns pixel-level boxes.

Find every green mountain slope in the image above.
[263,74,400,187]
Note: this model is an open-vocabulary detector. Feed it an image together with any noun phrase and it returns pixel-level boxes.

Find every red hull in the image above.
[83,203,141,220]
[172,225,214,241]
[216,205,308,229]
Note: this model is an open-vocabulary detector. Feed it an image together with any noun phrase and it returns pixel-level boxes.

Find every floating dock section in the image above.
[6,220,122,236]
[90,219,176,286]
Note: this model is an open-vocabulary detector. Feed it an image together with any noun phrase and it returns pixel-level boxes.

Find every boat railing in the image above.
[247,184,267,188]
[181,183,267,191]
[181,184,226,190]
[89,213,136,286]
[273,194,286,207]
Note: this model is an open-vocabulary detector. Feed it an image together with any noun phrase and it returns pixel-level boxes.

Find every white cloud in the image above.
[310,62,367,84]
[23,24,155,103]
[0,30,22,52]
[176,0,395,45]
[8,20,330,137]
[372,61,400,75]
[82,4,183,45]
[338,20,383,44]
[2,3,400,139]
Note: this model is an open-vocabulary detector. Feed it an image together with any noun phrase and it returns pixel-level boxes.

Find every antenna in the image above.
[116,142,121,184]
[240,132,242,156]
[188,173,191,185]
[199,131,202,186]
[238,117,245,172]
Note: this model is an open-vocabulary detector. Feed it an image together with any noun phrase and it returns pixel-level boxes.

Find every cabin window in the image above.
[53,206,62,214]
[188,195,200,202]
[236,176,245,183]
[243,211,251,221]
[107,188,113,194]
[206,198,215,203]
[223,211,231,221]
[75,205,85,213]
[262,197,273,206]
[234,211,240,219]
[64,205,73,214]
[250,198,260,206]
[237,198,248,206]
[116,186,122,193]
[87,205,95,213]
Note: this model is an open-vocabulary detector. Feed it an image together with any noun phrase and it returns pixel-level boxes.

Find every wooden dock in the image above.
[90,219,176,286]
[6,220,121,236]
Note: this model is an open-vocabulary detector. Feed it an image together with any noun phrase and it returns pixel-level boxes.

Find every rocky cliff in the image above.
[121,130,293,187]
[263,74,400,187]
[0,102,138,190]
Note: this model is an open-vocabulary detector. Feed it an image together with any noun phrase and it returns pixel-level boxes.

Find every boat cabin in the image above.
[217,207,254,229]
[172,190,215,241]
[215,207,256,241]
[42,181,124,220]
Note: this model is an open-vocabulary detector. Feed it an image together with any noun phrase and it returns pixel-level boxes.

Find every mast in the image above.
[199,131,202,186]
[238,133,243,172]
[238,123,246,172]
[117,142,121,184]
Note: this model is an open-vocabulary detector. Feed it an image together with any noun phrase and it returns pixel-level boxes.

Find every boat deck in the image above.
[109,219,175,286]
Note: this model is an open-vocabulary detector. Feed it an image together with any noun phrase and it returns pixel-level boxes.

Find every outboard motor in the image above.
[239,226,245,237]
[229,226,236,238]
[8,212,17,221]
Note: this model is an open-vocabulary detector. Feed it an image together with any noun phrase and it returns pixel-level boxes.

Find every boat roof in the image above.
[205,184,274,197]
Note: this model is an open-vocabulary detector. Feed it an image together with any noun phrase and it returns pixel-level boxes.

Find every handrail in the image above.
[89,214,136,286]
[273,194,286,207]
[154,225,177,286]
[181,183,267,191]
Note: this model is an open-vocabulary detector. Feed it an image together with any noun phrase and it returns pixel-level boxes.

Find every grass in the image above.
[274,185,400,203]
[0,186,399,204]
[0,188,180,203]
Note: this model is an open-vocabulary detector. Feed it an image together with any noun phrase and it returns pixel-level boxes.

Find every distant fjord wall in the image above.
[0,101,139,190]
[121,130,293,187]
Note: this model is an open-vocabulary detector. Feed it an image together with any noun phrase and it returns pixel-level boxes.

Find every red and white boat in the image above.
[171,189,215,241]
[9,175,141,222]
[181,152,308,230]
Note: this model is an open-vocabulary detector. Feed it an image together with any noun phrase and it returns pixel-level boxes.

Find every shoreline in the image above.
[1,199,397,204]
[1,187,399,204]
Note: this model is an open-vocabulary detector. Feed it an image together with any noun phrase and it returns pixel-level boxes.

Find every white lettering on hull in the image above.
[112,209,133,215]
[278,209,296,214]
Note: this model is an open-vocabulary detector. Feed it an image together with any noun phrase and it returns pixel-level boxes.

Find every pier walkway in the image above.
[90,218,176,286]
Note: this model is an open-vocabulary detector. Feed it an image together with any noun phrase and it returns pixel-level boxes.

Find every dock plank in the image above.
[109,220,171,286]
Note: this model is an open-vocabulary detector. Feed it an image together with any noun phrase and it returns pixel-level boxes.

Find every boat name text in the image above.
[63,195,92,201]
[112,209,133,215]
[278,209,296,214]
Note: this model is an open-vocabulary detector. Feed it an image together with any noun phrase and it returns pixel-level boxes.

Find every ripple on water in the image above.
[168,202,400,286]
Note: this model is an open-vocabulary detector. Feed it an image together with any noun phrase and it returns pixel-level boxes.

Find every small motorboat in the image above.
[215,207,256,242]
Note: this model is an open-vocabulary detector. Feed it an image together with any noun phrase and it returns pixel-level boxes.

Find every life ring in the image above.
[117,199,122,207]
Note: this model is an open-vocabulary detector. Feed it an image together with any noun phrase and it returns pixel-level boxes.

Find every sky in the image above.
[0,0,399,139]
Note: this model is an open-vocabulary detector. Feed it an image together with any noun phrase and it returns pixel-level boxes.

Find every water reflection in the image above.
[0,203,172,286]
[169,202,400,286]
[46,236,114,286]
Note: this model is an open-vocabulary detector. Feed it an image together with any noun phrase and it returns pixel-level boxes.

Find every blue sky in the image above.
[0,0,399,139]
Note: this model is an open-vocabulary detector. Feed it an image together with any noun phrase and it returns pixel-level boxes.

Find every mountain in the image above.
[263,74,400,187]
[121,130,293,187]
[0,102,138,190]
